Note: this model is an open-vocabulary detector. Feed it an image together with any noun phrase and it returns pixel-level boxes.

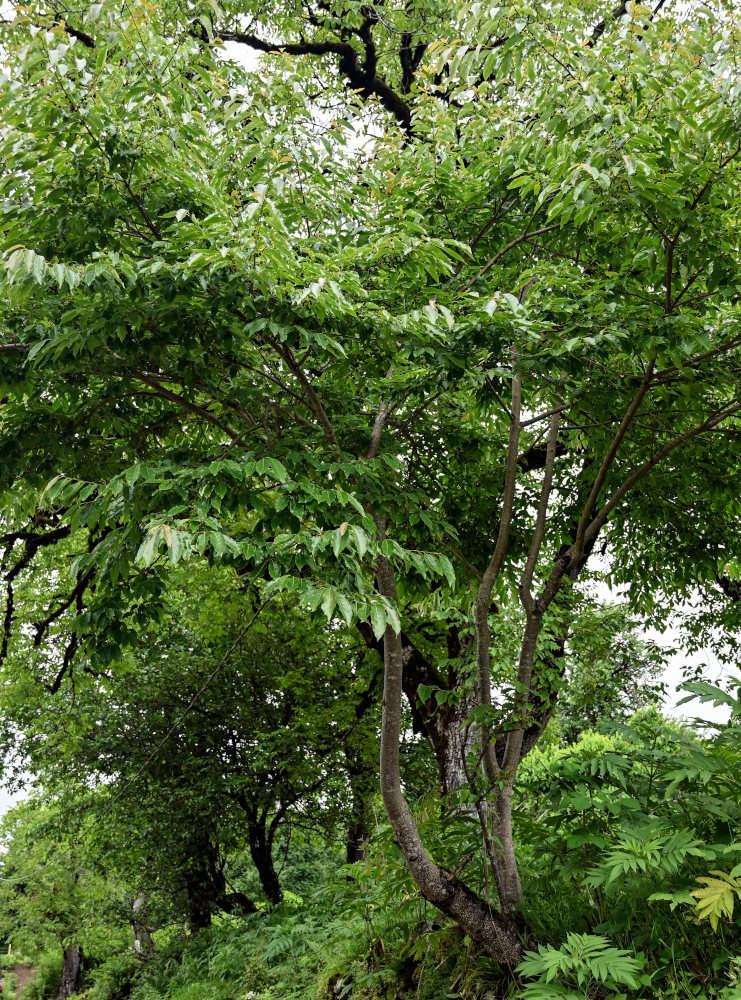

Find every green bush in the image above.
[517,933,647,1000]
[86,952,143,1000]
[21,952,61,1000]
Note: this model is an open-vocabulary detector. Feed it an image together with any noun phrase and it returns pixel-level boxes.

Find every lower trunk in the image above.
[183,831,220,932]
[492,783,524,913]
[249,831,282,905]
[131,894,154,956]
[376,552,523,966]
[185,871,214,932]
[58,945,83,1000]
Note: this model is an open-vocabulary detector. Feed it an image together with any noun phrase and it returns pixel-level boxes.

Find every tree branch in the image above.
[214,26,412,133]
[519,411,561,615]
[474,357,522,784]
[585,399,741,544]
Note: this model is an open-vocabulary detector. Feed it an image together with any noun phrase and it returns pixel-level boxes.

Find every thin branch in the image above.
[474,355,522,785]
[466,223,561,287]
[127,371,239,440]
[262,336,341,454]
[588,1,628,45]
[520,403,567,428]
[0,15,95,46]
[364,367,395,460]
[664,237,675,315]
[654,332,741,383]
[449,199,517,280]
[585,399,741,543]
[519,411,560,615]
[572,358,656,558]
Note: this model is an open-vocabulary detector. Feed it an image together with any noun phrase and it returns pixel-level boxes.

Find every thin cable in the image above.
[0,596,273,883]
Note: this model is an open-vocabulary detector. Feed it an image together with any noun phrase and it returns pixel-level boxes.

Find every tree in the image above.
[1,0,741,964]
[0,568,381,924]
[554,602,667,743]
[0,797,130,998]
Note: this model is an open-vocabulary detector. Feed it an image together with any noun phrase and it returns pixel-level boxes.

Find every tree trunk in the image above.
[491,782,524,913]
[58,944,83,1000]
[375,551,523,966]
[429,688,479,800]
[346,817,369,864]
[185,869,214,932]
[345,754,376,863]
[249,822,283,904]
[131,894,154,956]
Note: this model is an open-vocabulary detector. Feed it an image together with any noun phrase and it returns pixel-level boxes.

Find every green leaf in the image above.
[370,603,386,641]
[137,525,164,566]
[320,586,336,621]
[256,457,289,483]
[691,872,741,931]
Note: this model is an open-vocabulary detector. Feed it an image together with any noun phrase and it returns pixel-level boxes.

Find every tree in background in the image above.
[555,602,667,743]
[0,798,130,998]
[0,568,381,927]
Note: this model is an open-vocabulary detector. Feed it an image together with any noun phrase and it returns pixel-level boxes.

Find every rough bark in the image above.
[356,620,474,798]
[58,945,83,1000]
[428,687,480,800]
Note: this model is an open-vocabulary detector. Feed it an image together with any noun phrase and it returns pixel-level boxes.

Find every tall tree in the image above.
[1,0,740,962]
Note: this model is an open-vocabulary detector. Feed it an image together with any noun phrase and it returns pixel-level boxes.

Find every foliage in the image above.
[0,799,130,963]
[1,0,741,981]
[517,933,646,1000]
[692,872,741,932]
[19,952,63,1000]
[554,602,667,742]
[4,686,741,1000]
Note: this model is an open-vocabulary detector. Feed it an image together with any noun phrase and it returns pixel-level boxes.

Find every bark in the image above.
[428,687,479,800]
[356,620,474,798]
[491,783,522,914]
[184,868,214,932]
[345,760,375,863]
[131,894,153,956]
[58,945,83,1000]
[343,661,383,863]
[182,834,248,930]
[249,819,283,905]
[375,548,523,966]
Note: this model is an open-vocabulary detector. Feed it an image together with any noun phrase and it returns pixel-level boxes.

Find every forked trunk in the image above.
[376,553,523,965]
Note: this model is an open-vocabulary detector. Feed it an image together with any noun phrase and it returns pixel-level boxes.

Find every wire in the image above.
[0,596,273,883]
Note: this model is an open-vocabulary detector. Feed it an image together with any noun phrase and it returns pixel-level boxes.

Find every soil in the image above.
[5,964,36,998]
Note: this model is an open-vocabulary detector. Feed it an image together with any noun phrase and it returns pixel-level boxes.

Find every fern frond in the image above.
[691,871,741,931]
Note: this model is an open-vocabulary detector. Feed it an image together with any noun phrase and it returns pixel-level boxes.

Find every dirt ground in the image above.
[6,964,36,998]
